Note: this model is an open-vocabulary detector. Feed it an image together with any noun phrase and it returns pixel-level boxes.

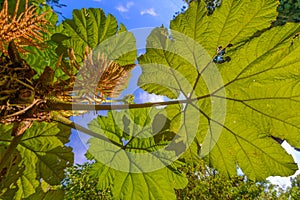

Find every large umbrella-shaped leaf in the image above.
[138,0,300,180]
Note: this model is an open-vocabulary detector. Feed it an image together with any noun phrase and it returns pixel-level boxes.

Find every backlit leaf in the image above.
[87,107,188,199]
[60,8,137,65]
[0,122,73,198]
[138,0,300,180]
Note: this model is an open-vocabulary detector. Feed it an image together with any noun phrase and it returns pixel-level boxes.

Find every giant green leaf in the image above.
[23,7,137,82]
[87,106,192,171]
[23,40,62,78]
[138,0,300,180]
[59,8,137,65]
[171,0,279,55]
[17,122,73,184]
[89,161,186,200]
[25,183,65,200]
[87,107,188,199]
[21,7,68,79]
[0,122,73,199]
[0,144,24,199]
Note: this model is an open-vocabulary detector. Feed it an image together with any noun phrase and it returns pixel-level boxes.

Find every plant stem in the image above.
[46,99,192,111]
[51,114,121,147]
[0,134,23,174]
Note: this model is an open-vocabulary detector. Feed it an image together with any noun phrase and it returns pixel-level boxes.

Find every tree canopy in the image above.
[0,0,300,199]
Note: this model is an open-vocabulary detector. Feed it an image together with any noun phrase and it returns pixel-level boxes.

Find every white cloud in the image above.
[138,92,165,103]
[137,92,166,109]
[116,5,128,12]
[126,1,134,8]
[140,8,158,16]
[116,1,134,13]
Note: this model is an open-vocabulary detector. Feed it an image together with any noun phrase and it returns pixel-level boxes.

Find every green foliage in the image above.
[0,143,24,198]
[0,0,63,16]
[0,122,73,199]
[23,7,137,79]
[1,0,300,199]
[63,162,112,200]
[284,174,300,199]
[276,0,300,25]
[44,0,300,198]
[175,162,280,200]
[53,8,137,65]
[138,0,300,180]
[87,107,188,199]
[0,2,137,199]
[62,161,299,200]
[22,5,61,77]
[183,0,300,25]
[0,0,27,16]
[25,182,65,200]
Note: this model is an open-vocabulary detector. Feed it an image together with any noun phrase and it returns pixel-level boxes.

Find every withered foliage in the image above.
[0,0,50,54]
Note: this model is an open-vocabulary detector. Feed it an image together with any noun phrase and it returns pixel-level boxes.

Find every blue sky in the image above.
[54,0,300,188]
[55,0,184,28]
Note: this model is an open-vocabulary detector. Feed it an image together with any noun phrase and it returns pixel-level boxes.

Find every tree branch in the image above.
[46,99,193,111]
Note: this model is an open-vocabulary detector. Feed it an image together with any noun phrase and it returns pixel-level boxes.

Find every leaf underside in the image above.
[137,0,300,180]
[0,122,73,199]
[2,0,300,199]
[85,1,300,199]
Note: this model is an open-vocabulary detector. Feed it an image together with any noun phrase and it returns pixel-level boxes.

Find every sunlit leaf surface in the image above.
[138,0,300,180]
